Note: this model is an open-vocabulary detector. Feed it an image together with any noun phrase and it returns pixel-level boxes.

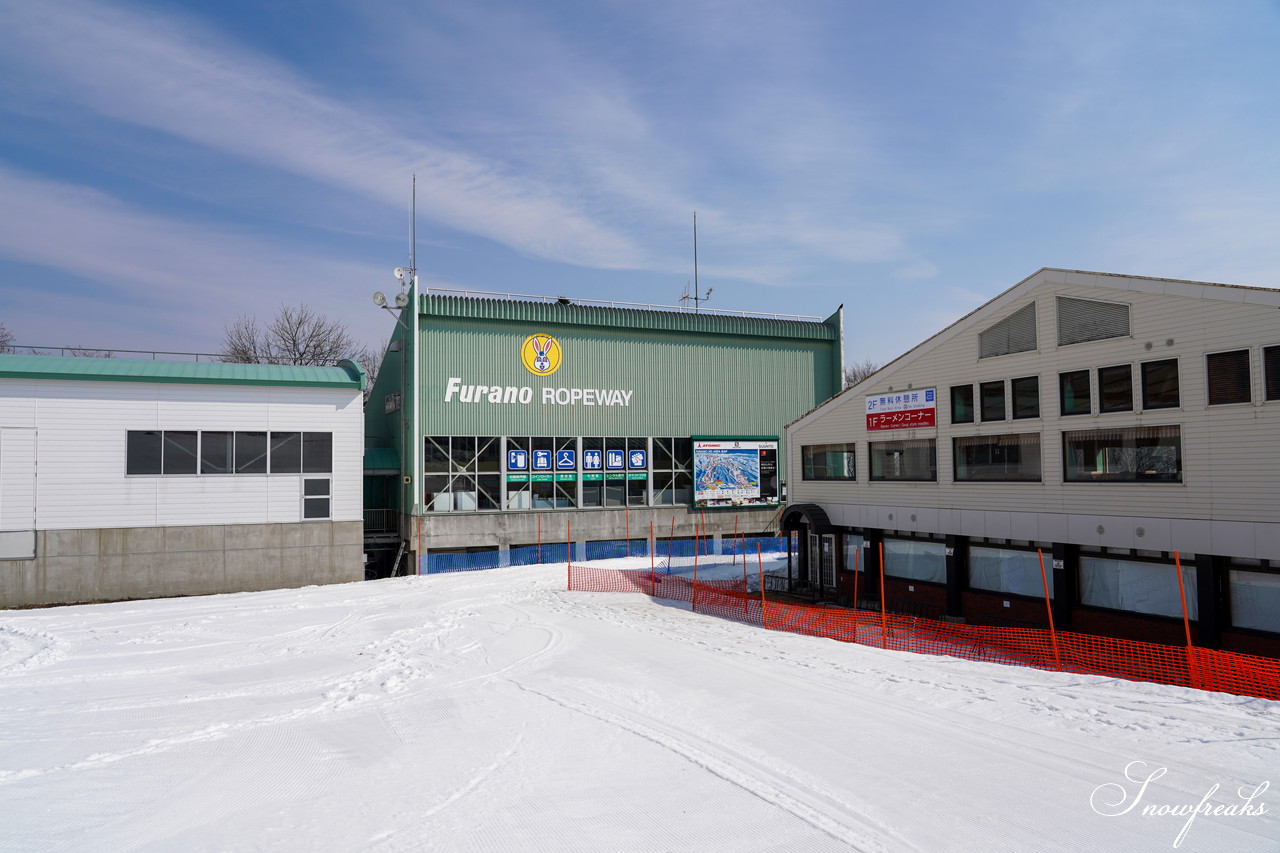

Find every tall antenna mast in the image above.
[680,210,713,312]
[410,174,417,287]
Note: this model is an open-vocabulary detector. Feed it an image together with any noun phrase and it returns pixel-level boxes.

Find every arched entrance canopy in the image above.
[780,503,835,534]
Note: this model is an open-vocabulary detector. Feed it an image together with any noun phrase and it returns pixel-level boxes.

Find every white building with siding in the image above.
[0,355,365,606]
[784,268,1280,657]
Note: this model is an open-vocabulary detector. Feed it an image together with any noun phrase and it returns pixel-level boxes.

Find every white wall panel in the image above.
[0,377,362,530]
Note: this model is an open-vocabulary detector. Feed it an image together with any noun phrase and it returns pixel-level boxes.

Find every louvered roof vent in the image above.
[1057,296,1130,346]
[978,302,1037,359]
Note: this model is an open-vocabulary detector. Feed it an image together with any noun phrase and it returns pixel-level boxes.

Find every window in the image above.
[1141,359,1179,409]
[1266,346,1280,402]
[579,436,603,508]
[953,434,1041,482]
[1230,567,1280,633]
[950,385,974,424]
[980,381,1005,421]
[883,538,946,583]
[303,478,331,519]
[651,437,692,506]
[1206,350,1251,405]
[1057,296,1130,346]
[979,303,1038,359]
[162,431,197,474]
[127,429,331,478]
[270,432,302,473]
[1063,425,1182,482]
[1097,365,1133,413]
[1080,556,1196,619]
[126,431,162,475]
[1059,370,1090,416]
[1011,376,1039,419]
[235,432,268,474]
[802,443,856,480]
[201,432,233,474]
[869,439,936,481]
[969,546,1052,598]
[424,436,501,511]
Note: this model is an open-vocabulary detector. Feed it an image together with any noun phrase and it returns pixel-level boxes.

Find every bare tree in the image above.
[221,304,360,366]
[0,323,12,353]
[351,339,387,403]
[843,357,881,388]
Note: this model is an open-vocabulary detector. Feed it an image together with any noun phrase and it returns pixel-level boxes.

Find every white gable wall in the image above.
[789,270,1280,559]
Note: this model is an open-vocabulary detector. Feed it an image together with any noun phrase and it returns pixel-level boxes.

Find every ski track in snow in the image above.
[0,564,1276,852]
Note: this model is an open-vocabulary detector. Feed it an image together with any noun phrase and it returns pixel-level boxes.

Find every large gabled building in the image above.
[784,268,1280,658]
[364,287,844,572]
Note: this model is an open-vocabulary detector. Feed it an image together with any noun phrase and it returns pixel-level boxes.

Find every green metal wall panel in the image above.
[411,301,841,487]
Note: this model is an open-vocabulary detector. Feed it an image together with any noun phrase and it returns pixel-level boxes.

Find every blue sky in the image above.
[1,0,1279,365]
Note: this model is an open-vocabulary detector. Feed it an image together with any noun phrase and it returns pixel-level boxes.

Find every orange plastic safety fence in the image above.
[566,564,1280,701]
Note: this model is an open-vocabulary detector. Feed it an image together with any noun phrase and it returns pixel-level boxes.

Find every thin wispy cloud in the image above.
[0,0,642,271]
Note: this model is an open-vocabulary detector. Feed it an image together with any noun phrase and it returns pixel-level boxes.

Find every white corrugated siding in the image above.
[788,271,1280,557]
[0,378,362,530]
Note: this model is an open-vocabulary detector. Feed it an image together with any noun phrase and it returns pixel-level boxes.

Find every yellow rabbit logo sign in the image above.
[520,334,562,376]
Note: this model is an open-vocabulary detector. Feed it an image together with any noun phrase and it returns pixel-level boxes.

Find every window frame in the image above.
[1062,425,1182,483]
[1059,370,1091,416]
[801,442,857,481]
[1011,376,1040,420]
[950,384,975,425]
[1205,349,1251,406]
[952,433,1042,482]
[1140,358,1180,410]
[979,380,1006,422]
[1097,364,1133,413]
[868,438,937,482]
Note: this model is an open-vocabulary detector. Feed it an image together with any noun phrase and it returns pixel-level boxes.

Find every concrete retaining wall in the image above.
[0,521,363,608]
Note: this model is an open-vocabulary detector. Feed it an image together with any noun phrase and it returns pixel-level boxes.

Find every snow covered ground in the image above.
[1,561,1276,852]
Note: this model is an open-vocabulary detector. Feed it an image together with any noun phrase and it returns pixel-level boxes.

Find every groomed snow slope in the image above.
[0,562,1276,852]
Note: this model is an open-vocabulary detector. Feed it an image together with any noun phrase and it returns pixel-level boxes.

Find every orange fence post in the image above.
[567,517,572,569]
[732,516,740,566]
[879,542,887,649]
[1037,549,1062,671]
[1175,551,1197,689]
[758,542,767,629]
[537,514,542,564]
[626,505,630,557]
[649,521,656,593]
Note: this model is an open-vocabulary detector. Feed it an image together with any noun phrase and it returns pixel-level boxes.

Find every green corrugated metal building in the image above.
[364,287,842,572]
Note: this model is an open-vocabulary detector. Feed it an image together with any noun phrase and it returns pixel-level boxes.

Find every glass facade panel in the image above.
[1011,376,1039,419]
[162,431,198,475]
[1141,359,1179,409]
[1098,365,1133,413]
[1230,569,1280,633]
[801,443,856,480]
[201,431,233,474]
[883,538,946,582]
[980,381,1005,421]
[1063,426,1181,482]
[270,432,302,473]
[1080,556,1197,619]
[969,546,1052,597]
[1059,370,1090,415]
[953,434,1041,482]
[869,439,936,481]
[1206,350,1251,405]
[126,430,162,475]
[235,432,268,474]
[950,385,974,424]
